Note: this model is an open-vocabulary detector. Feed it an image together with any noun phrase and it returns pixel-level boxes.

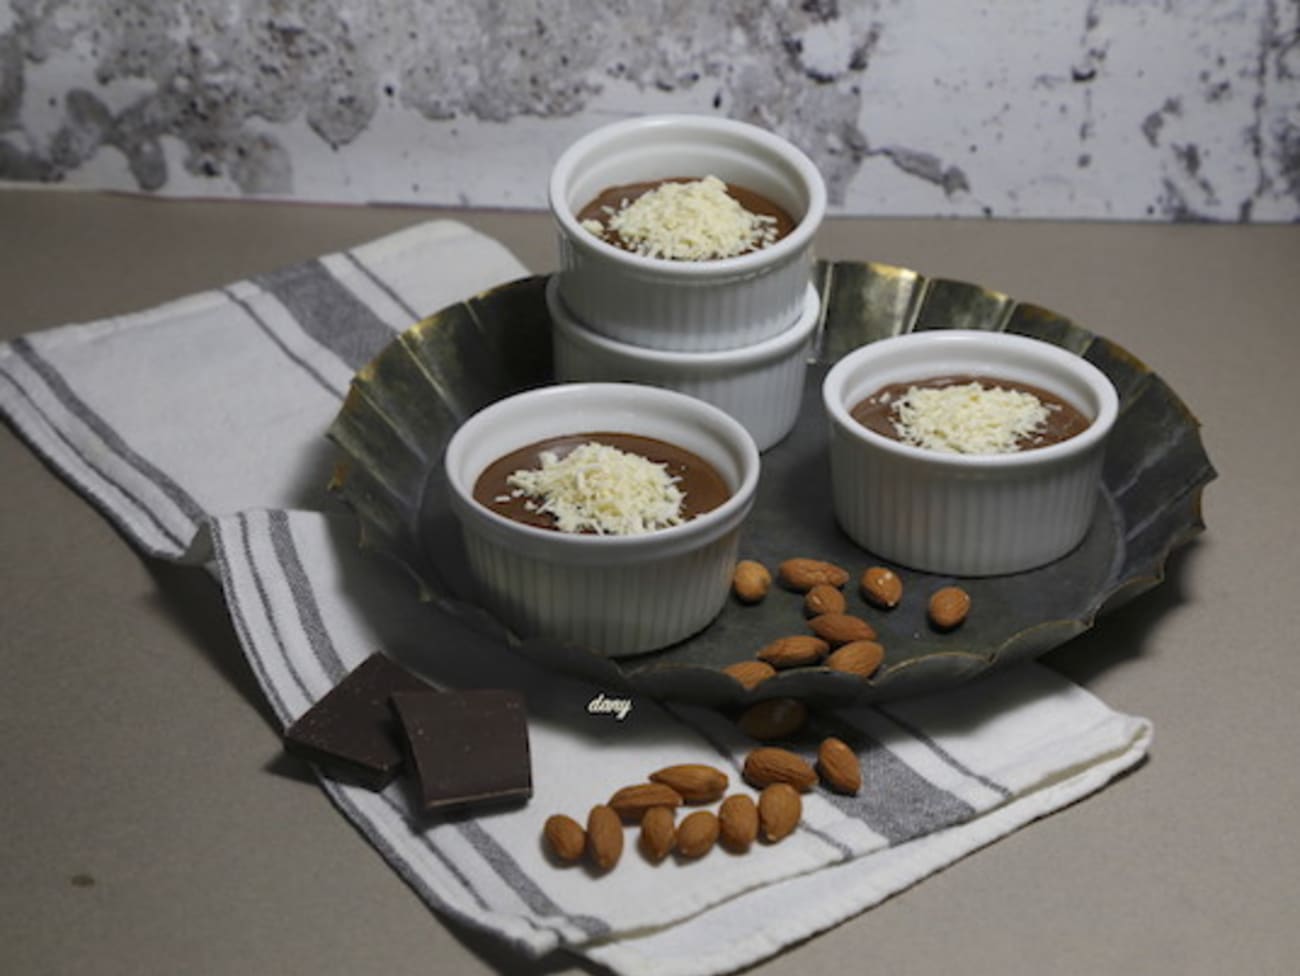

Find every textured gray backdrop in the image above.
[2,0,1297,220]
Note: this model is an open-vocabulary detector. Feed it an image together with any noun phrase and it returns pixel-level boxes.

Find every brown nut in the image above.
[808,612,877,645]
[675,810,720,859]
[742,747,818,792]
[543,814,586,863]
[586,804,623,871]
[928,586,971,630]
[825,640,886,679]
[757,783,802,842]
[737,698,808,741]
[778,558,850,592]
[816,737,862,795]
[608,783,684,823]
[718,794,759,852]
[860,566,903,609]
[803,583,847,617]
[649,764,729,803]
[756,635,830,668]
[639,805,677,863]
[732,560,772,604]
[722,660,777,691]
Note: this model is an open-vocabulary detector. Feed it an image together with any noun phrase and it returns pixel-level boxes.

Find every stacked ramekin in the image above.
[547,115,828,451]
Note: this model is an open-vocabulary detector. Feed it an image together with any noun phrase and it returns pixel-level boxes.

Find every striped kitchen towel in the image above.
[0,220,1152,976]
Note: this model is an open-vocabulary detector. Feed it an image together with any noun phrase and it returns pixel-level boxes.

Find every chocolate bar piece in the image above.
[283,653,432,790]
[391,688,532,813]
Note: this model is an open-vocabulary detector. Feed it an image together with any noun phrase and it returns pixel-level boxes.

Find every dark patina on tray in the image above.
[327,260,1215,706]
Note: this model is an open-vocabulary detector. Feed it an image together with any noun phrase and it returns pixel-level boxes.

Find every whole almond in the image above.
[928,586,972,630]
[675,810,720,859]
[543,814,586,863]
[808,612,877,645]
[737,698,808,741]
[732,560,772,604]
[742,747,818,792]
[608,782,684,823]
[778,558,850,592]
[860,566,903,609]
[817,737,863,795]
[722,660,777,691]
[718,794,760,852]
[586,804,623,871]
[825,640,886,678]
[803,583,847,617]
[756,635,830,668]
[649,764,729,803]
[639,805,677,863]
[758,783,802,842]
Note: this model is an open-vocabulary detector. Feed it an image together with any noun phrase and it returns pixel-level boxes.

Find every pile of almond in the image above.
[543,743,861,872]
[725,557,972,690]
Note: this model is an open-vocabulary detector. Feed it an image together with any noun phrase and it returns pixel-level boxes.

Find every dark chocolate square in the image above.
[390,688,532,814]
[283,653,433,790]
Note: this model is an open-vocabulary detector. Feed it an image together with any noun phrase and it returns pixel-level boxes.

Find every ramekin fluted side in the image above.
[461,528,741,655]
[828,424,1107,575]
[549,279,817,451]
[555,237,812,351]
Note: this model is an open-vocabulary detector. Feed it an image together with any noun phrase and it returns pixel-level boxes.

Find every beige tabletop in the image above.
[2,188,1298,975]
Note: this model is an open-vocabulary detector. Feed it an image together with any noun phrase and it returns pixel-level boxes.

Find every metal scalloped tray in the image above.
[327,260,1215,706]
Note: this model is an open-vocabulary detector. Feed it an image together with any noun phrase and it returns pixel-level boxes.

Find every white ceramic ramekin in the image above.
[822,330,1119,576]
[548,278,818,452]
[548,114,827,352]
[442,383,761,656]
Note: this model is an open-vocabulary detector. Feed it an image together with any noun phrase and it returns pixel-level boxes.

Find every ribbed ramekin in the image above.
[548,278,818,452]
[548,114,826,352]
[822,330,1119,576]
[442,383,761,656]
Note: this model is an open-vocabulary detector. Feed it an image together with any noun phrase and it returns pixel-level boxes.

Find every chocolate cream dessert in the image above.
[474,432,730,535]
[850,374,1091,454]
[576,175,796,261]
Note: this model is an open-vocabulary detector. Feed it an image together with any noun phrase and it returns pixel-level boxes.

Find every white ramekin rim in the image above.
[548,114,827,280]
[822,330,1119,468]
[546,278,821,369]
[444,382,761,557]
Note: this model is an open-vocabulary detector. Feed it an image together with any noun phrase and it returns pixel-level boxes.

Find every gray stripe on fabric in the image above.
[455,820,610,939]
[237,512,315,710]
[209,516,296,727]
[265,510,347,684]
[223,286,345,400]
[10,337,207,528]
[255,259,397,370]
[0,361,189,552]
[342,250,422,323]
[814,716,979,846]
[375,795,494,913]
[875,704,1014,801]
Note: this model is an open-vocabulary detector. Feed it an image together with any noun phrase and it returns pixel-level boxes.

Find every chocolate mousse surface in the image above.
[473,431,731,532]
[851,374,1091,452]
[577,177,796,257]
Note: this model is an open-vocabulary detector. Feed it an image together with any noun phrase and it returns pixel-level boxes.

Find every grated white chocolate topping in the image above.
[585,175,779,260]
[889,381,1053,454]
[504,441,686,535]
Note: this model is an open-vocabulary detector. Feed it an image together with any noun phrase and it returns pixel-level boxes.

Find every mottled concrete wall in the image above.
[1,0,1297,220]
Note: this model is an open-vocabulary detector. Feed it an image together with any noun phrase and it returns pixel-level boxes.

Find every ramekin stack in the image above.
[546,115,828,451]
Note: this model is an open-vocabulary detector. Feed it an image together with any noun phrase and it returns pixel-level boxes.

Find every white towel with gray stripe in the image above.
[0,219,1152,976]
